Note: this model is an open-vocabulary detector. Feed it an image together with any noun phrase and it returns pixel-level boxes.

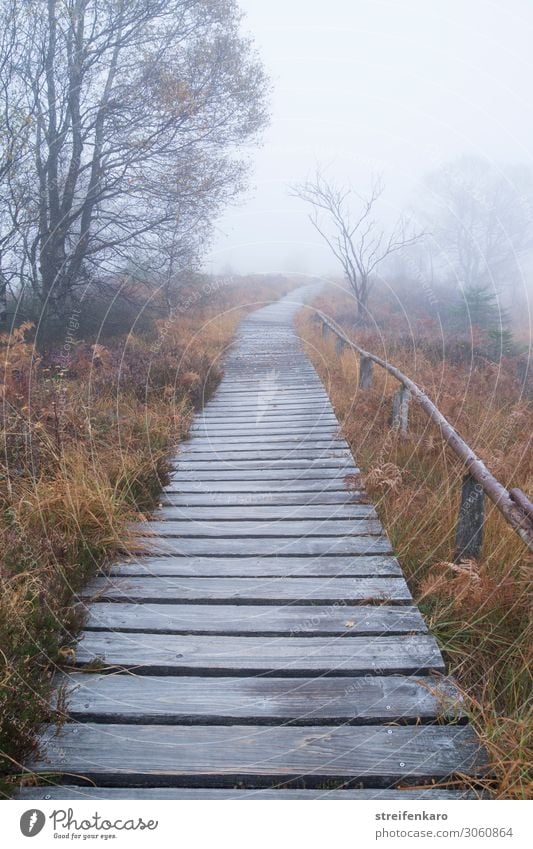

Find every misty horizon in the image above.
[207,0,533,283]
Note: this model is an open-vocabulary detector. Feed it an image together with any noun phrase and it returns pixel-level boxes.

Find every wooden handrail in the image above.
[316,311,533,553]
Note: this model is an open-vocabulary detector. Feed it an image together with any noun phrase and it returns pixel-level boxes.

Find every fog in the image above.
[207,0,533,275]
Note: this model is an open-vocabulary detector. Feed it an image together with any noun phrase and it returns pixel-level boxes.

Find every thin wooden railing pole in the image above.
[510,488,533,523]
[315,310,533,552]
[516,359,532,400]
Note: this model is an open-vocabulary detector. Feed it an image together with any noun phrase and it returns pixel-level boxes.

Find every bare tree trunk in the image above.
[0,0,269,322]
[292,172,423,324]
[0,252,7,325]
[354,282,370,326]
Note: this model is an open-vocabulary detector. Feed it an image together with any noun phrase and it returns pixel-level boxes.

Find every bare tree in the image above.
[0,0,269,323]
[292,170,424,323]
[423,155,533,292]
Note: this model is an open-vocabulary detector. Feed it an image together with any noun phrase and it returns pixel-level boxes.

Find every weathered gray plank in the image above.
[17,786,476,800]
[153,504,376,521]
[84,602,425,635]
[213,387,326,395]
[201,393,331,401]
[211,385,327,393]
[203,410,336,421]
[107,554,402,578]
[196,417,339,427]
[128,536,392,557]
[86,575,409,604]
[75,633,444,675]
[55,673,461,724]
[206,401,334,413]
[212,386,327,392]
[209,387,330,397]
[192,412,339,424]
[183,436,347,448]
[160,479,358,496]
[208,400,330,410]
[132,519,383,538]
[159,491,366,506]
[27,723,485,782]
[212,387,327,395]
[198,410,338,420]
[191,425,341,437]
[175,454,352,465]
[169,464,358,478]
[175,448,352,462]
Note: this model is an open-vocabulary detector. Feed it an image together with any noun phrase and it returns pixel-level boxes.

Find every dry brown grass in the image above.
[0,276,297,792]
[297,289,532,799]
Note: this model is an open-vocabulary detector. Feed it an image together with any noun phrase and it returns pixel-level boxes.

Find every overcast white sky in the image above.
[206,0,533,275]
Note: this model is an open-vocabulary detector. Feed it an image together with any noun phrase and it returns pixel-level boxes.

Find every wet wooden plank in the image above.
[195,423,341,432]
[196,416,339,426]
[75,633,444,675]
[17,786,476,800]
[55,673,460,725]
[209,398,330,409]
[213,384,327,392]
[206,393,333,403]
[213,385,326,393]
[209,387,331,397]
[206,401,334,412]
[107,554,402,578]
[176,453,352,464]
[190,425,341,437]
[175,448,352,462]
[169,464,358,478]
[86,575,409,604]
[27,723,485,783]
[132,519,383,538]
[84,602,425,635]
[153,504,377,521]
[163,480,358,494]
[211,385,327,393]
[159,491,366,507]
[182,436,347,448]
[127,536,393,557]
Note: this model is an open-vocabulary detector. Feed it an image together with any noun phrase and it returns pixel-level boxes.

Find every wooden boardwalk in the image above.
[20,288,486,800]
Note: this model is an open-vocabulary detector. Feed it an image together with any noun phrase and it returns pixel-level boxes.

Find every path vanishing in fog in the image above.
[20,287,486,800]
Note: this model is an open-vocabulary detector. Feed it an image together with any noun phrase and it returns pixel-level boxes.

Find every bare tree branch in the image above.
[291,169,425,323]
[0,0,269,325]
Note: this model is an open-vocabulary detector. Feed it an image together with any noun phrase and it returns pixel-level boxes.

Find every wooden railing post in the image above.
[313,311,533,552]
[516,359,533,400]
[455,473,485,561]
[335,337,345,356]
[359,356,373,389]
[391,385,411,433]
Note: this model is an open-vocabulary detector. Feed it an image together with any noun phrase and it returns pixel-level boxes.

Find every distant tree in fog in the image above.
[292,170,424,324]
[423,156,533,293]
